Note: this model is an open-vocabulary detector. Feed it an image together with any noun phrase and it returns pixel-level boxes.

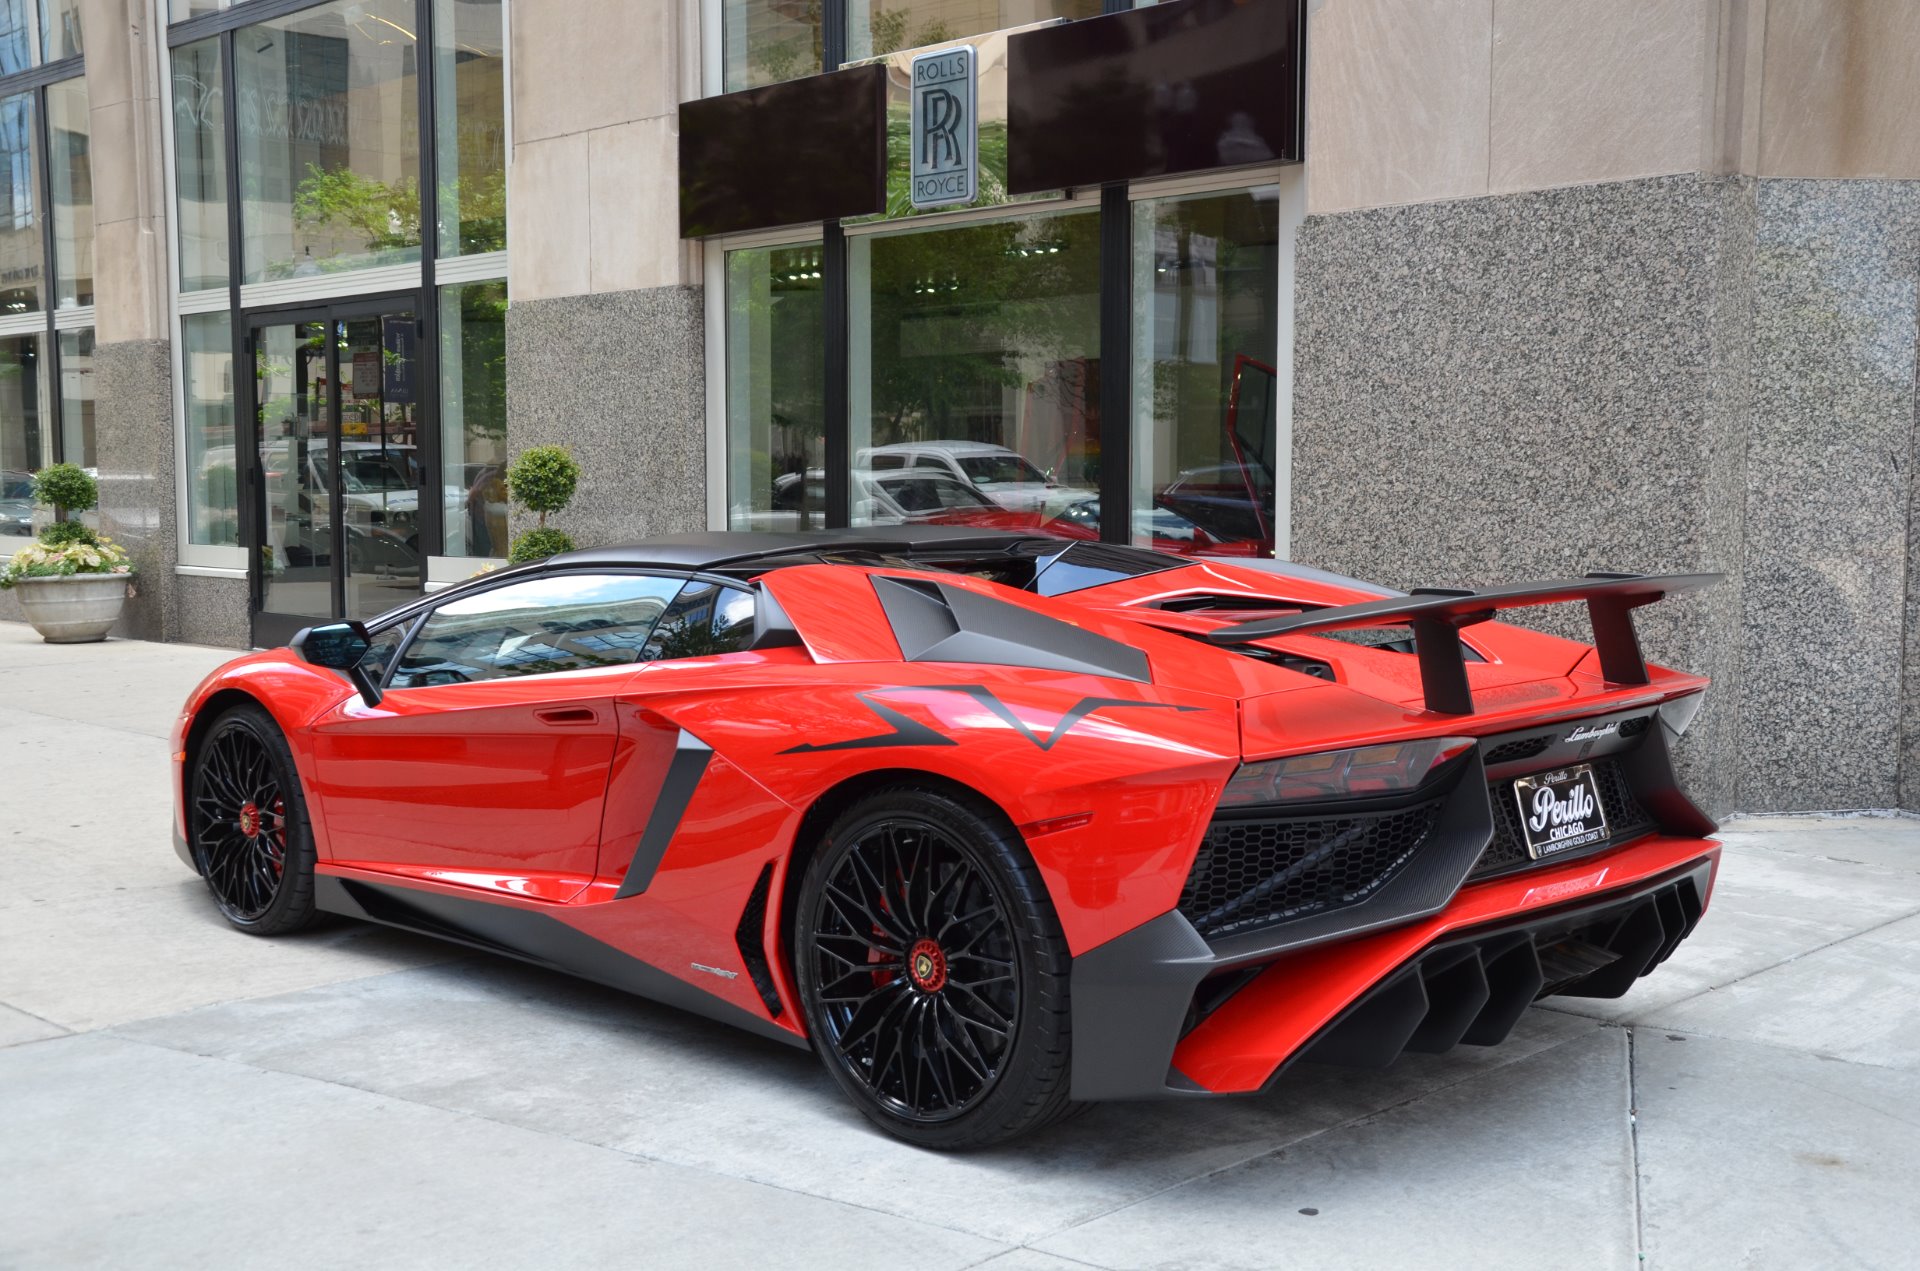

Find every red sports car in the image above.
[171,530,1721,1148]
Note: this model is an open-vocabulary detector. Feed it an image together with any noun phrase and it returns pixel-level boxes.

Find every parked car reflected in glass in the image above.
[2,469,34,536]
[855,468,1030,528]
[1042,495,1262,557]
[857,441,1085,515]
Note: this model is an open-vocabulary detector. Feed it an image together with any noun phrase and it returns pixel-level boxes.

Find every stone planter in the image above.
[12,573,131,643]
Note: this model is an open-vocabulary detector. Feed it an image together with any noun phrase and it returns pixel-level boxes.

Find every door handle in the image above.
[534,707,599,726]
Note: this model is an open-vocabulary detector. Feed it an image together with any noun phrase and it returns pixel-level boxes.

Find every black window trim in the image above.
[374,565,757,692]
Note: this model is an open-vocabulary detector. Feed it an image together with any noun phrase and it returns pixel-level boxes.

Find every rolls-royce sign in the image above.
[910,46,976,209]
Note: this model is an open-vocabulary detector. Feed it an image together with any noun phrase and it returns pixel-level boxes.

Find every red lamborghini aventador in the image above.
[171,529,1721,1148]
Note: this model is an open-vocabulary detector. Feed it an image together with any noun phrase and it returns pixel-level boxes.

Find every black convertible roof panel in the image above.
[549,527,1071,572]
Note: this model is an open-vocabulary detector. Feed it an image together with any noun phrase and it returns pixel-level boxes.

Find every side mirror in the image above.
[291,621,383,707]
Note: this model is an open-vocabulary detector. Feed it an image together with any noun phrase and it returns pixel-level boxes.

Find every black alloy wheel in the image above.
[796,786,1075,1149]
[189,704,317,935]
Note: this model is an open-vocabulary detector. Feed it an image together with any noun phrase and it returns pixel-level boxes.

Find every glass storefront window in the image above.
[0,1,28,76]
[42,0,79,60]
[0,333,47,544]
[847,0,1101,61]
[172,37,229,293]
[1130,186,1280,558]
[56,325,90,469]
[440,279,508,557]
[724,0,823,92]
[169,1,221,22]
[183,312,239,547]
[234,0,422,283]
[848,208,1099,535]
[725,241,825,531]
[0,90,40,316]
[47,76,89,308]
[433,0,505,257]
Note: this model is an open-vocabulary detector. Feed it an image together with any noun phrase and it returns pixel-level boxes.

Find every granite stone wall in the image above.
[1743,180,1920,811]
[173,574,250,649]
[94,339,176,643]
[1291,175,1752,814]
[1292,173,1920,816]
[504,285,707,551]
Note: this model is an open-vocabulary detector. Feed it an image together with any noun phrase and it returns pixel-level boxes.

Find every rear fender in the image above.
[652,669,1240,955]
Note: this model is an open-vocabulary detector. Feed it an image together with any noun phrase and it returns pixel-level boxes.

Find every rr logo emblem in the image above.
[909,46,976,209]
[920,88,961,168]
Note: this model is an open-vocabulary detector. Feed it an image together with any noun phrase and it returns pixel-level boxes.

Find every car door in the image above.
[591,580,763,891]
[306,571,688,900]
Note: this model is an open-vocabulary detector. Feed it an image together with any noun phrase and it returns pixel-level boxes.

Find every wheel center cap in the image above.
[908,939,948,993]
[238,802,261,838]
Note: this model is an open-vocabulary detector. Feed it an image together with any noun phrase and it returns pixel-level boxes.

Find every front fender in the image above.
[173,651,359,859]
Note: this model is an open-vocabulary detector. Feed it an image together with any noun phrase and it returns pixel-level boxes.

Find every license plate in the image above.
[1512,764,1610,859]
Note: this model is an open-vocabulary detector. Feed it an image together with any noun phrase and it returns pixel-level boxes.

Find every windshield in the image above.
[959,454,1047,485]
[1,473,32,500]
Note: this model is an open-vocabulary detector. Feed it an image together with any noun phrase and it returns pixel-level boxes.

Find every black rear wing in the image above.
[1207,572,1723,715]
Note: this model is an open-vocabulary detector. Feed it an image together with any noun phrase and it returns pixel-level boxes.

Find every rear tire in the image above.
[795,785,1076,1149]
[187,703,317,936]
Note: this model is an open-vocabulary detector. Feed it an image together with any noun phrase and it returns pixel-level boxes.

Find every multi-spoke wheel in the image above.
[188,704,316,935]
[796,786,1074,1149]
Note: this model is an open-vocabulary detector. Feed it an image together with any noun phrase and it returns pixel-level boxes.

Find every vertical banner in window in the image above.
[909,46,976,210]
[381,316,417,404]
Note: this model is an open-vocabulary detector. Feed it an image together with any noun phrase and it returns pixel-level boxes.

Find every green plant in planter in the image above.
[0,535,135,588]
[1,464,136,588]
[33,463,99,542]
[40,520,96,547]
[505,446,581,564]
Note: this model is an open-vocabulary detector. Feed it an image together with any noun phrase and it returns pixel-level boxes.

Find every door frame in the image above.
[242,290,436,649]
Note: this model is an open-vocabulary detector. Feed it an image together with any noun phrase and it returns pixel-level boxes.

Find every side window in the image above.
[390,573,684,689]
[641,582,758,662]
[867,453,906,470]
[358,622,410,684]
[912,453,943,469]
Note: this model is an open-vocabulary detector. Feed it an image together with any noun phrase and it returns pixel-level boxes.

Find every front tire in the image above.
[795,785,1075,1149]
[188,703,317,935]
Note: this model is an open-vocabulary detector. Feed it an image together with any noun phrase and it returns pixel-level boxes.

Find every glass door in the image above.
[248,301,427,647]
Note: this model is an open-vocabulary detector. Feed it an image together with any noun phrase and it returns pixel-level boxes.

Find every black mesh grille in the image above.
[1483,735,1552,765]
[1474,756,1655,878]
[1179,799,1446,939]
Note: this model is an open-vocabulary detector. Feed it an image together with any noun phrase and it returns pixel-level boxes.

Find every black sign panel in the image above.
[1007,0,1304,195]
[679,64,889,239]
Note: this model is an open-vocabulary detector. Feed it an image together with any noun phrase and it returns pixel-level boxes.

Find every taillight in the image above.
[1220,737,1474,807]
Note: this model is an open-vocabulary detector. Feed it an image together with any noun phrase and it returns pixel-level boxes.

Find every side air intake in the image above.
[734,863,783,1018]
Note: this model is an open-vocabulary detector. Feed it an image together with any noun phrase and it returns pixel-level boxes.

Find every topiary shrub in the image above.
[507,526,575,564]
[39,520,98,548]
[506,446,579,531]
[34,463,98,517]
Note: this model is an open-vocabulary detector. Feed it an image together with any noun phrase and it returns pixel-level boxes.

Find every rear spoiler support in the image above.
[1209,571,1723,716]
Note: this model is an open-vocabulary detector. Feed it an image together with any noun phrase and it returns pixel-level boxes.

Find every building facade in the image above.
[2,0,1918,818]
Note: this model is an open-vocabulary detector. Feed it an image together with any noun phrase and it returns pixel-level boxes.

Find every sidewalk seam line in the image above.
[1627,1027,1647,1262]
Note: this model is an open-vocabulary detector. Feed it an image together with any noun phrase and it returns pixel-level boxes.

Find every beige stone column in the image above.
[503,0,710,553]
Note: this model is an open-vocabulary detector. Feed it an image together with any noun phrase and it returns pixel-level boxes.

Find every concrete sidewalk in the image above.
[2,623,1916,1270]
